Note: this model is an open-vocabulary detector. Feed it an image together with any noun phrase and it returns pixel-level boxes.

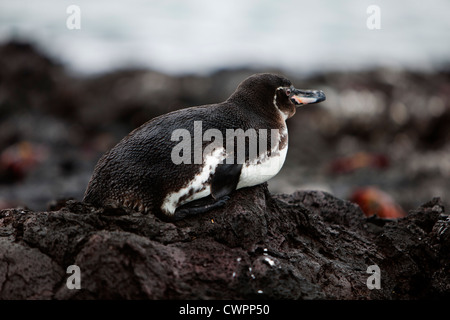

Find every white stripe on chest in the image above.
[236,138,287,189]
[161,147,225,216]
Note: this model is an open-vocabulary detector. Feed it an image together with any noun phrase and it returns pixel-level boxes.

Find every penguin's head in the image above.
[229,73,326,120]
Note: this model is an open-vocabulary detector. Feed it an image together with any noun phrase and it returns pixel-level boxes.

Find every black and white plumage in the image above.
[83,73,325,220]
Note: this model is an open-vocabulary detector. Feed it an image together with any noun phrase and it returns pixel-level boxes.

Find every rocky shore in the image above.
[1,186,449,299]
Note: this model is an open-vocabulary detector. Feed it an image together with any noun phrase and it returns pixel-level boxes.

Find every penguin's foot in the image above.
[173,196,230,221]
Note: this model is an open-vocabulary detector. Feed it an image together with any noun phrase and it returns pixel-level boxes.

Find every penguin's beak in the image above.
[290,88,326,106]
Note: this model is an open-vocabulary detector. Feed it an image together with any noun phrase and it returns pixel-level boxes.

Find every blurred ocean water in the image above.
[1,0,450,75]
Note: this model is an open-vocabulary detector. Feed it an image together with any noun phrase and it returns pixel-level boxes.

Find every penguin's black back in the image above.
[84,103,260,211]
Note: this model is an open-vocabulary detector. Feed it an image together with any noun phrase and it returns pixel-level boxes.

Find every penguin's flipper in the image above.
[210,163,243,200]
[172,163,242,220]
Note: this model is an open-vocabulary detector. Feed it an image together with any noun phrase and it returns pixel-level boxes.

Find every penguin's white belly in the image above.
[236,144,288,189]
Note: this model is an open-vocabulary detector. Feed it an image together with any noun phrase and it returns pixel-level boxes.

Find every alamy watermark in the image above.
[366,5,381,30]
[170,121,282,165]
[66,5,81,30]
[366,264,381,290]
[66,265,81,289]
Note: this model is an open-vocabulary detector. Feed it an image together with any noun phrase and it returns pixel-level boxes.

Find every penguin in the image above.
[83,73,325,220]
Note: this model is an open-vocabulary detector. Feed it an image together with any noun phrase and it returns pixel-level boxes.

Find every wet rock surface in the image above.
[1,185,448,299]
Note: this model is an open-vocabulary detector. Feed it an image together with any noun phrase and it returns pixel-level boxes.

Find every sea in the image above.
[1,0,450,76]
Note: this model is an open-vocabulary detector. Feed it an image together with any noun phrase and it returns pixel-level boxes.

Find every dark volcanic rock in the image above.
[0,185,448,299]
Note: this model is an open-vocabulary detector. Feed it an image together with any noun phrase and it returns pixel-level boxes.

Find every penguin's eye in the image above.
[285,88,291,96]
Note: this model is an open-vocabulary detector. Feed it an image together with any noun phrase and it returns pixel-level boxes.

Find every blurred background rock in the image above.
[0,0,449,215]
